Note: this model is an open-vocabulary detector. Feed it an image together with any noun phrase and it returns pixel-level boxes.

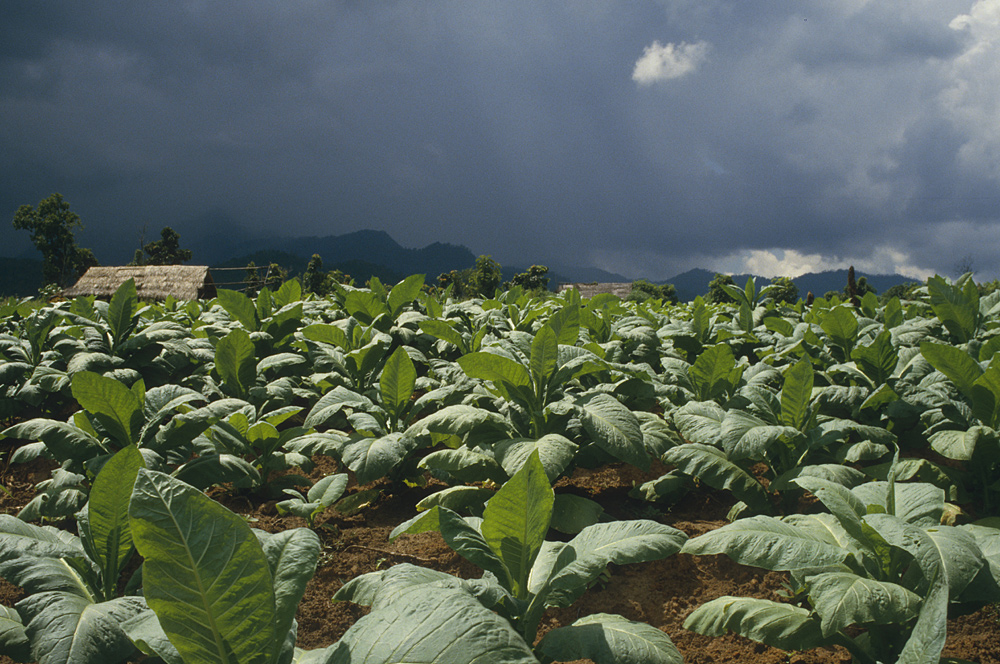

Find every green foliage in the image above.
[681,469,1000,664]
[706,273,736,303]
[471,254,503,298]
[767,276,799,304]
[348,451,688,661]
[128,469,322,663]
[507,264,551,293]
[628,279,678,304]
[0,446,147,664]
[141,227,192,265]
[12,193,97,287]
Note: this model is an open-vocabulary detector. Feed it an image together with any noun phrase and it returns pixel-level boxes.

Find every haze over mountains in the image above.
[2,229,918,300]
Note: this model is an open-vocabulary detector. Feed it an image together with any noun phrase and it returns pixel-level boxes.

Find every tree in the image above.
[142,226,192,265]
[880,281,921,302]
[767,276,799,304]
[706,273,736,303]
[508,265,550,293]
[302,254,333,295]
[243,261,264,295]
[628,279,678,304]
[469,255,502,298]
[12,193,97,287]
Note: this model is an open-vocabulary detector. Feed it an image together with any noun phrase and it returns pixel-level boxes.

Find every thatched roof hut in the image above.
[62,265,217,301]
[557,282,633,299]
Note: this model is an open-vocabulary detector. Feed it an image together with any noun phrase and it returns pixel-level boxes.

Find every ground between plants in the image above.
[0,451,995,664]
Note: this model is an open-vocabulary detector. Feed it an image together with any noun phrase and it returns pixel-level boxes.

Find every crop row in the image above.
[0,274,996,663]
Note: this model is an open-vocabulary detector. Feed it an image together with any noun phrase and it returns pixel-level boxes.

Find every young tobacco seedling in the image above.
[331,451,687,664]
[0,445,147,664]
[681,455,999,664]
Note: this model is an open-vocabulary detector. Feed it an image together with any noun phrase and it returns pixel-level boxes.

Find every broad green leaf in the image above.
[852,482,945,527]
[86,445,144,598]
[971,362,1000,427]
[663,444,770,513]
[529,325,559,386]
[17,594,147,664]
[923,527,986,599]
[884,297,904,329]
[482,451,553,599]
[216,289,259,331]
[851,331,897,386]
[301,323,349,350]
[0,604,30,662]
[418,320,465,351]
[791,476,868,547]
[807,572,921,636]
[821,306,859,356]
[332,564,458,607]
[927,275,979,342]
[405,404,512,447]
[763,316,794,337]
[672,401,726,446]
[547,303,581,346]
[340,433,417,485]
[550,494,604,535]
[71,371,143,447]
[343,290,388,324]
[780,359,814,431]
[107,278,138,349]
[256,287,273,321]
[215,328,257,399]
[576,393,648,470]
[379,346,416,424]
[129,469,277,664]
[258,528,321,651]
[494,434,578,483]
[920,341,983,401]
[419,447,506,484]
[863,514,949,664]
[682,515,849,570]
[2,418,104,463]
[386,273,425,318]
[458,352,531,389]
[325,582,536,664]
[121,610,183,664]
[545,520,686,606]
[684,596,828,651]
[688,344,741,402]
[537,613,681,664]
[720,410,799,461]
[928,427,993,462]
[307,474,349,505]
[273,278,302,308]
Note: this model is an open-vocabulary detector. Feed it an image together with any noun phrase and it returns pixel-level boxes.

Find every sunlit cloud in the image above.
[632,40,710,85]
[713,247,935,281]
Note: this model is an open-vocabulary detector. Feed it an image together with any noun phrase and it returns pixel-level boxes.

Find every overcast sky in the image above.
[3,1,1000,281]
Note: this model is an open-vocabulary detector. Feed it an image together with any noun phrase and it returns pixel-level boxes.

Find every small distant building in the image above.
[557,282,633,299]
[62,265,217,301]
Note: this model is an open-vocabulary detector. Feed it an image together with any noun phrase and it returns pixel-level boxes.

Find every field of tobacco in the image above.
[0,273,997,663]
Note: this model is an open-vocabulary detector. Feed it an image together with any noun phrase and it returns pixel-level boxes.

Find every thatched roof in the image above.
[557,282,633,299]
[62,265,217,301]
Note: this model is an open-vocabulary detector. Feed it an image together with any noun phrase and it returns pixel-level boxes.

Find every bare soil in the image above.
[0,449,997,663]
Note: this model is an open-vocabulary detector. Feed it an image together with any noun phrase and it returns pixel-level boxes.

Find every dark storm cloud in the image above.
[2,1,998,280]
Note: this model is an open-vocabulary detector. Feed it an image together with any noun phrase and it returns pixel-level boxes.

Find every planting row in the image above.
[0,273,998,662]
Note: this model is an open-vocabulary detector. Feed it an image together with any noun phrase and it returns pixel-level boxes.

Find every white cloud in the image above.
[632,40,710,85]
[714,247,934,281]
[943,0,1000,179]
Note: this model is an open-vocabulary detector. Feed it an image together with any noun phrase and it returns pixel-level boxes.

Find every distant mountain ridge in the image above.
[0,227,920,300]
[213,230,630,286]
[664,268,918,302]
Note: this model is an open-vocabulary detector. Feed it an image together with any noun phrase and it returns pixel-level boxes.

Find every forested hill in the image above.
[665,268,918,302]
